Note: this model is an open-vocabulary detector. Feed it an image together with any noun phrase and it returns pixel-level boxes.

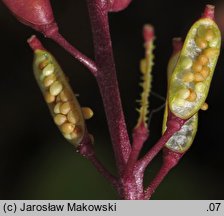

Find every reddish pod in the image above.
[109,0,132,12]
[2,0,56,34]
[2,0,97,74]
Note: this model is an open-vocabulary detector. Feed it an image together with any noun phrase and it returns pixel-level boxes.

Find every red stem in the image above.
[38,23,98,77]
[27,35,45,50]
[172,37,183,55]
[86,0,131,175]
[50,32,98,77]
[123,25,153,177]
[124,124,148,179]
[144,149,182,199]
[87,154,119,189]
[202,4,215,20]
[138,112,186,171]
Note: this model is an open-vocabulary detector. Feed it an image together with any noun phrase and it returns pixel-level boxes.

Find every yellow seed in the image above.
[194,72,205,82]
[200,66,210,78]
[49,81,63,96]
[67,110,79,124]
[182,72,194,82]
[195,82,206,92]
[204,29,215,41]
[39,59,49,70]
[43,74,56,87]
[192,61,203,73]
[201,102,208,111]
[70,131,80,140]
[177,89,190,99]
[61,122,75,134]
[187,91,197,102]
[45,92,55,103]
[174,98,185,106]
[63,133,72,140]
[59,90,70,102]
[197,54,209,65]
[180,56,193,69]
[54,102,62,114]
[60,102,71,115]
[209,38,219,47]
[82,107,94,119]
[197,25,206,38]
[54,114,67,126]
[195,37,207,49]
[42,63,54,76]
[203,47,218,58]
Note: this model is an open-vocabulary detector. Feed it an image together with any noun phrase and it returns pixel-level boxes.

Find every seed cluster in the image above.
[34,50,93,146]
[163,48,198,154]
[169,19,220,119]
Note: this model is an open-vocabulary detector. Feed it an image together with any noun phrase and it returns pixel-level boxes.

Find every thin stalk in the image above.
[144,149,182,199]
[144,160,174,199]
[138,112,186,171]
[87,154,119,189]
[124,123,149,177]
[78,134,119,190]
[42,23,98,76]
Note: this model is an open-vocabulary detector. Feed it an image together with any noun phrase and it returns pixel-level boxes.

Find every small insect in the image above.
[168,16,221,119]
[163,38,198,153]
[33,49,93,148]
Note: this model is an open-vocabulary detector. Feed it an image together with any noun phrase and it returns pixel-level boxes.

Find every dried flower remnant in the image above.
[136,25,155,128]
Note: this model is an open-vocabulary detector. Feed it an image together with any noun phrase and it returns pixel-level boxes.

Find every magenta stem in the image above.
[86,0,131,174]
[27,35,45,50]
[124,124,149,177]
[144,159,175,199]
[202,4,215,20]
[78,134,119,189]
[144,149,182,199]
[87,154,119,189]
[40,23,98,77]
[138,112,186,171]
[172,37,183,55]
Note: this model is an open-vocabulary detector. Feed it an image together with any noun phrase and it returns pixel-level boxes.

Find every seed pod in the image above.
[168,17,221,119]
[32,48,86,147]
[163,113,198,153]
[162,38,198,154]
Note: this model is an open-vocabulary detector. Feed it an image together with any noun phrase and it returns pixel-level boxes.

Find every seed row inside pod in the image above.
[33,50,90,147]
[169,18,221,119]
[162,39,198,154]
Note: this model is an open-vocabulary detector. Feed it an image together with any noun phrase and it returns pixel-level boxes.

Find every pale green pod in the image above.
[33,49,85,147]
[168,18,221,119]
[162,50,181,135]
[163,112,198,153]
[163,45,198,153]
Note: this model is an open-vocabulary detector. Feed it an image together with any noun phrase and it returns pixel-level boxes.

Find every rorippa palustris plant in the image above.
[1,0,222,199]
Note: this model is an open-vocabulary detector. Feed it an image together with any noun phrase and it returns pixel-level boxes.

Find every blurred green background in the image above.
[0,0,224,199]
